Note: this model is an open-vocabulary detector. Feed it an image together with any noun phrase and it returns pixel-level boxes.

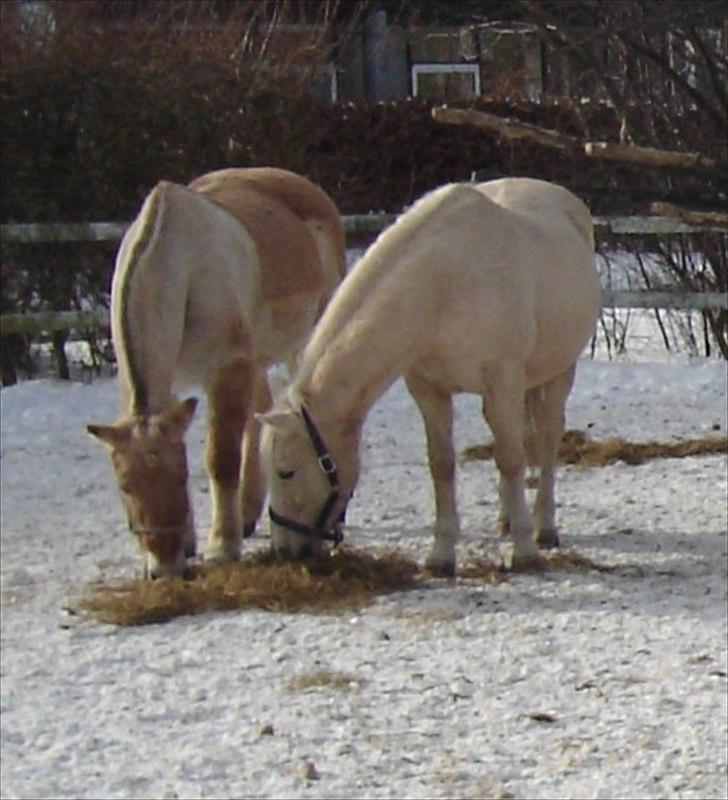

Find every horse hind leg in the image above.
[204,358,252,563]
[184,503,197,558]
[497,401,536,538]
[405,373,459,577]
[529,366,576,550]
[240,369,272,539]
[482,365,545,572]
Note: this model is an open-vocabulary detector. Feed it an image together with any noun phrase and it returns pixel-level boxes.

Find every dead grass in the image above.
[458,556,509,583]
[75,547,420,626]
[544,549,619,573]
[287,669,360,692]
[459,549,633,578]
[462,430,727,468]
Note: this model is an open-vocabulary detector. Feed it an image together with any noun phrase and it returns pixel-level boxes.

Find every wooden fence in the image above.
[1,213,726,337]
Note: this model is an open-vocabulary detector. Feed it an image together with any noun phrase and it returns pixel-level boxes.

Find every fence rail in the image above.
[2,292,725,338]
[1,214,726,337]
[2,213,727,243]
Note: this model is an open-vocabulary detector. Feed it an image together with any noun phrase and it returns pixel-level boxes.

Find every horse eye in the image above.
[277,470,295,480]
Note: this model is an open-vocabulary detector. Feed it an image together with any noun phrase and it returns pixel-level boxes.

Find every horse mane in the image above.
[291,183,476,393]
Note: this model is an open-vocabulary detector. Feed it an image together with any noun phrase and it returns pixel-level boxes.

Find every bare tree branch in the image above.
[432,105,724,175]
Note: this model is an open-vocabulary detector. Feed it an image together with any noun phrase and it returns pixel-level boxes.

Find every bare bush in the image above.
[0,0,365,382]
[516,0,727,357]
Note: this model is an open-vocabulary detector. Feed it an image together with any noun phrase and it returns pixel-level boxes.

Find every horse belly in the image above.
[410,355,492,395]
[526,259,601,386]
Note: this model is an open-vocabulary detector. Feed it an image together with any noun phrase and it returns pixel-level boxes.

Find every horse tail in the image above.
[305,216,347,317]
[112,182,170,413]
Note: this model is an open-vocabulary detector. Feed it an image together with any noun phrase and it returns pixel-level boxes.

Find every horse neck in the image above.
[292,256,427,432]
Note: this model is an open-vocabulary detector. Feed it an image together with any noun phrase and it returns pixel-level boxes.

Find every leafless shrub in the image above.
[517,1,726,358]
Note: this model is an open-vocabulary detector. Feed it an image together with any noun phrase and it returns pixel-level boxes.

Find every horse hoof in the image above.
[185,543,197,559]
[243,522,256,539]
[536,528,560,549]
[510,553,548,573]
[425,558,456,578]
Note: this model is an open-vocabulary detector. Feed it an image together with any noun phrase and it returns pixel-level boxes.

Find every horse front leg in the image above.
[240,369,272,539]
[204,358,252,563]
[405,373,459,577]
[482,366,546,572]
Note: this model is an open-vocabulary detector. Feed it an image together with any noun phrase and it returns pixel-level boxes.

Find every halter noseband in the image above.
[268,405,346,546]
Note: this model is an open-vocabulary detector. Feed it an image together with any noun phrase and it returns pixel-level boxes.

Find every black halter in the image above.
[268,405,346,546]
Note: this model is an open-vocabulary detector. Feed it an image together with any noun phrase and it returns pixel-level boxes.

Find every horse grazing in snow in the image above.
[259,177,601,574]
[87,168,346,578]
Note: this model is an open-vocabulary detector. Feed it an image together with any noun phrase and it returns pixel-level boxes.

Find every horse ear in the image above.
[255,410,299,432]
[160,397,198,434]
[86,423,130,447]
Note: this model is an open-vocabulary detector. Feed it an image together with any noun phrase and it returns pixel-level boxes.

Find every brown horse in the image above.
[259,178,601,574]
[87,168,346,578]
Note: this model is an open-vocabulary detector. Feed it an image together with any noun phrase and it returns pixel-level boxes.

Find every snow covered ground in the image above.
[1,312,727,799]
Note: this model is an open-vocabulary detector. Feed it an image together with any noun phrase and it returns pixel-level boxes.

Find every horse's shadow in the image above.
[339,522,726,623]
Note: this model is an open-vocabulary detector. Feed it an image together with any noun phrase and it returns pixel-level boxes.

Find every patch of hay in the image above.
[458,556,508,583]
[459,550,634,579]
[545,549,647,577]
[75,547,420,626]
[462,430,727,468]
[287,669,360,692]
[544,549,618,573]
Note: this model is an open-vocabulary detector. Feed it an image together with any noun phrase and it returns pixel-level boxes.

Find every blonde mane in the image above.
[293,183,476,391]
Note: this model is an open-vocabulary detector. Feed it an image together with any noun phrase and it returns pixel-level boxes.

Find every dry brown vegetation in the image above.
[461,429,728,468]
[287,669,361,692]
[456,557,508,583]
[76,547,419,626]
[75,472,683,627]
[458,549,633,579]
[73,542,634,626]
[544,549,622,575]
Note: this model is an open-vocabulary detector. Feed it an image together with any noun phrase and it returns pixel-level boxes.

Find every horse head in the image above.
[258,400,359,559]
[87,397,198,578]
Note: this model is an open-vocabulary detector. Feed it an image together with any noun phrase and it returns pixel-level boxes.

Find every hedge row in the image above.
[3,69,659,226]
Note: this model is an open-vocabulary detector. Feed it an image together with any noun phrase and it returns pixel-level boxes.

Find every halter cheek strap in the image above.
[267,405,347,546]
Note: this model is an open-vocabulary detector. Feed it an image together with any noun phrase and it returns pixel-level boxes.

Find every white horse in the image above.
[87,168,346,578]
[259,177,601,573]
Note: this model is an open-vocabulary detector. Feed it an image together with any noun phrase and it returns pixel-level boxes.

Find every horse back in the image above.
[189,168,346,303]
